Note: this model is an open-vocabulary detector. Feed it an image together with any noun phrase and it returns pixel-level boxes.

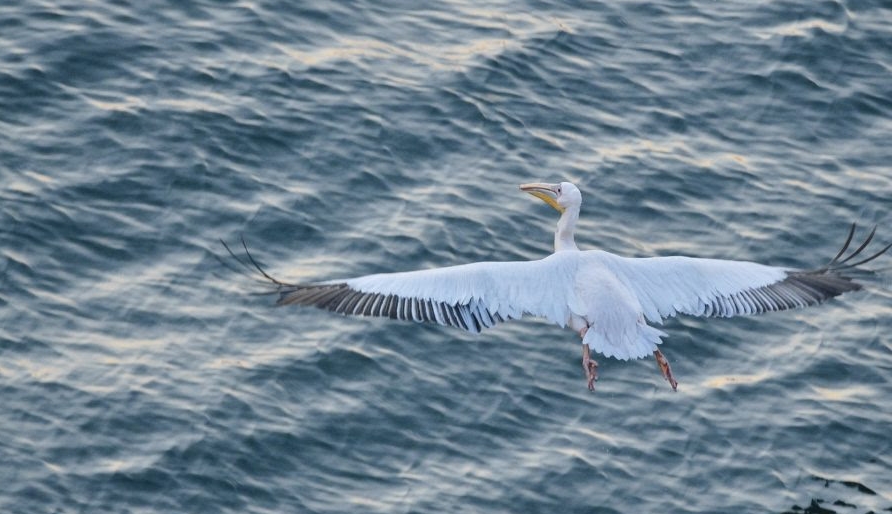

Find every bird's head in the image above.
[519,181,581,213]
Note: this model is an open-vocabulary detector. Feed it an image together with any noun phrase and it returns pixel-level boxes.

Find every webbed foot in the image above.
[654,348,678,391]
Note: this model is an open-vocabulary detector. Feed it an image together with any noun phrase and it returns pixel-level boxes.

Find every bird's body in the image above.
[228,181,889,391]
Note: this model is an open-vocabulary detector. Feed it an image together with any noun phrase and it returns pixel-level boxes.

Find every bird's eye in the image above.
[557,186,562,194]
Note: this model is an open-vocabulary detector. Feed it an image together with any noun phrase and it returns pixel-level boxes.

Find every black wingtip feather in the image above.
[828,223,856,266]
[834,225,876,267]
[819,224,891,274]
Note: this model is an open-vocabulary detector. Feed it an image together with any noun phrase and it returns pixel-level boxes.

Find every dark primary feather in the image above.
[698,270,861,317]
[276,283,505,333]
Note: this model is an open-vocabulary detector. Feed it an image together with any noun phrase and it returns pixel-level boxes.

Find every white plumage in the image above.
[227,181,889,391]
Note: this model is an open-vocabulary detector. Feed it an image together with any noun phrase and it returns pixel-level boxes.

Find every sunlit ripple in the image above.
[703,371,775,389]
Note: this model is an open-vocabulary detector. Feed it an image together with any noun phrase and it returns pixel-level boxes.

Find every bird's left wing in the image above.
[272,252,579,333]
[599,226,889,323]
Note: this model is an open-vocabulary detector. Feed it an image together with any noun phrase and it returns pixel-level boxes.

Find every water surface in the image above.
[2,1,891,513]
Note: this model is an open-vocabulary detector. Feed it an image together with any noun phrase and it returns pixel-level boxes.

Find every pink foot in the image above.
[654,349,678,391]
[582,344,599,391]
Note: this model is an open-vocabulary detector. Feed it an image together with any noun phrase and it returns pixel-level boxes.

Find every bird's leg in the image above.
[653,348,678,391]
[582,345,599,391]
[579,327,598,391]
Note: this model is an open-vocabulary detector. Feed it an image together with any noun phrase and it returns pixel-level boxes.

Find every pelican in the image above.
[226,181,889,391]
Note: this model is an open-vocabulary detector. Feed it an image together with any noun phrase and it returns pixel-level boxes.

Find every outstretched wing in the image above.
[264,252,579,333]
[600,224,889,323]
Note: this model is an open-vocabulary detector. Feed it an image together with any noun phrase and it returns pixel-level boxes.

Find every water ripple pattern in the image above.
[1,1,891,513]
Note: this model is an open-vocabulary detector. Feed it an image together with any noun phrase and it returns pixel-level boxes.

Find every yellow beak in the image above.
[519,182,564,213]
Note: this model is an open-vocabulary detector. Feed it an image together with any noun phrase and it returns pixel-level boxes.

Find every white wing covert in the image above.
[276,252,579,333]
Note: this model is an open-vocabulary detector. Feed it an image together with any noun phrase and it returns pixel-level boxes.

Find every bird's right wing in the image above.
[268,251,580,333]
[598,225,889,323]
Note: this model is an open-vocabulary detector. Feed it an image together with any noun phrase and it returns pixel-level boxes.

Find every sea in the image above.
[2,1,891,513]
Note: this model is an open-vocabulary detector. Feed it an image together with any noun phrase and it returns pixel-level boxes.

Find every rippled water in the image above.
[2,1,891,513]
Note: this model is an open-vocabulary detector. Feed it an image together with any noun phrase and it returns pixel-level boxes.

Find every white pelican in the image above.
[226,182,889,391]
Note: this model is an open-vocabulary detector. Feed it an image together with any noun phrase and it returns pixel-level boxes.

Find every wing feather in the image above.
[599,253,862,323]
[276,252,578,333]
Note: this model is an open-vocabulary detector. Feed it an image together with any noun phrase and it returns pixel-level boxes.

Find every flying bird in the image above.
[225,182,889,391]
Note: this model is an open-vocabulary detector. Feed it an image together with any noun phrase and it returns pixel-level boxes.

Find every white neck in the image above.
[554,206,579,252]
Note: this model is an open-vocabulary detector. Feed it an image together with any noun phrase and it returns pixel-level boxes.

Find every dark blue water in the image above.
[2,1,891,513]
